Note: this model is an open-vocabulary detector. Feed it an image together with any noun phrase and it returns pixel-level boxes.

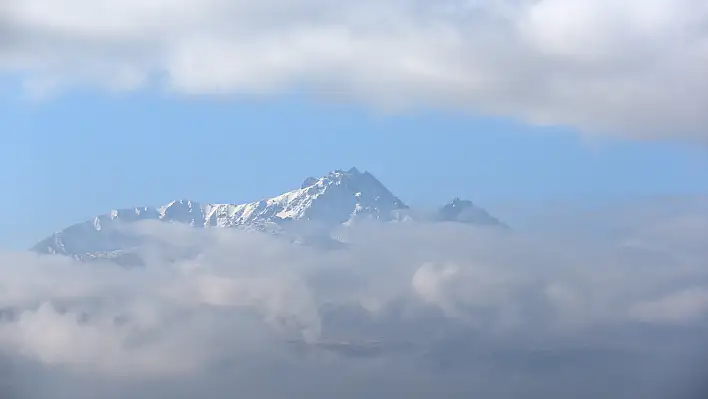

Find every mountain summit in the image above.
[203,167,409,227]
[32,168,503,259]
[436,198,507,227]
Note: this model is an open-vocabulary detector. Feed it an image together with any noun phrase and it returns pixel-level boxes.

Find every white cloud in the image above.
[0,200,707,398]
[0,198,708,399]
[2,302,197,375]
[1,0,707,140]
[629,287,708,323]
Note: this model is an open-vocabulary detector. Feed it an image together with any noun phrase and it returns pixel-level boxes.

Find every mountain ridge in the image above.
[33,168,505,259]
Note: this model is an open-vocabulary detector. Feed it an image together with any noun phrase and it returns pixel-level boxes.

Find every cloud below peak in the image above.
[2,0,707,141]
[1,199,707,398]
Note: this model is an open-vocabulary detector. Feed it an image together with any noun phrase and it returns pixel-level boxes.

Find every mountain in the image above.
[32,168,505,261]
[436,198,508,228]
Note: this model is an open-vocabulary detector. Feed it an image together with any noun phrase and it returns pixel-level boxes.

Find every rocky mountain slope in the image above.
[33,168,505,261]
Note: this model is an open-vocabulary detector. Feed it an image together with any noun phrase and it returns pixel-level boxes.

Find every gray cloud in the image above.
[1,0,707,140]
[1,199,708,398]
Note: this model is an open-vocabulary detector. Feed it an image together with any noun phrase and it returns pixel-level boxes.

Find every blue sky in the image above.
[1,86,706,249]
[1,0,707,249]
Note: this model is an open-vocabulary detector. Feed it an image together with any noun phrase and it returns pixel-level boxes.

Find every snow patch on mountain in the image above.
[34,168,408,256]
[32,168,505,260]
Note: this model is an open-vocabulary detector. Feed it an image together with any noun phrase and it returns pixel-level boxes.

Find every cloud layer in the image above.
[1,198,707,398]
[1,0,707,140]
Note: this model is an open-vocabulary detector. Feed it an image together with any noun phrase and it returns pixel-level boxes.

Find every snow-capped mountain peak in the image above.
[33,168,411,257]
[32,168,507,261]
[204,167,408,228]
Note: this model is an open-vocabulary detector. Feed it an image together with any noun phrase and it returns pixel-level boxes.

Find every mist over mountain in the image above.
[33,168,506,262]
[5,170,706,399]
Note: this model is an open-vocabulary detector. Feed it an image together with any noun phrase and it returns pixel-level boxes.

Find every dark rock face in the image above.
[437,198,507,227]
